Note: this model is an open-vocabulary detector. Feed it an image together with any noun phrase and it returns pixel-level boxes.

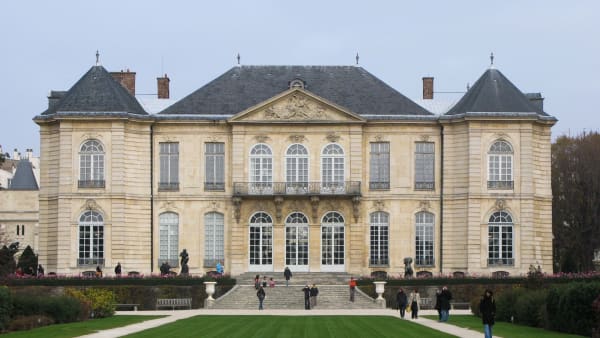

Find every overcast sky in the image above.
[1,1,598,157]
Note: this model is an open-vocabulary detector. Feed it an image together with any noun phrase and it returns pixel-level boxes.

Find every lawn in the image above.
[422,315,586,338]
[125,315,457,338]
[1,315,164,338]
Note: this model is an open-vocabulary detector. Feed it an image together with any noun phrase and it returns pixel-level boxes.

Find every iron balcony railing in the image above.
[487,180,514,190]
[78,180,105,188]
[158,182,180,191]
[77,257,105,266]
[233,181,361,196]
[488,257,514,266]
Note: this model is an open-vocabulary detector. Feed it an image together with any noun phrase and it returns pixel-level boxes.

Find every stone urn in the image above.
[204,281,217,300]
[373,281,387,300]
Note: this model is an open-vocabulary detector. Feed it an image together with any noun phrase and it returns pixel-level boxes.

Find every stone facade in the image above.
[33,63,555,277]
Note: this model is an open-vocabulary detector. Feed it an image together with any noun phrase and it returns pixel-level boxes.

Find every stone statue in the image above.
[180,249,189,275]
[403,257,413,279]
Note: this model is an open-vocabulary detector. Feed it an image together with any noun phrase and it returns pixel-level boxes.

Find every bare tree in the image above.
[552,131,600,272]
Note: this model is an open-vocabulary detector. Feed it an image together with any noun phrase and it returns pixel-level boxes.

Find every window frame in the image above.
[204,212,224,267]
[369,212,389,266]
[487,140,513,190]
[369,142,390,190]
[487,211,514,266]
[321,143,345,193]
[78,140,105,188]
[159,142,180,191]
[415,211,435,267]
[205,142,225,191]
[415,142,435,190]
[159,212,179,267]
[78,210,104,266]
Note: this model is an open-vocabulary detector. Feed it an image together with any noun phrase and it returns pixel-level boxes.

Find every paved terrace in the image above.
[79,309,500,338]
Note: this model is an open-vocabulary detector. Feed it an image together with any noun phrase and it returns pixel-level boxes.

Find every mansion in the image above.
[31,59,556,276]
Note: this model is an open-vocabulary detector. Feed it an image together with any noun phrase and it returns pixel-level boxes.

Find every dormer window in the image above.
[289,78,305,89]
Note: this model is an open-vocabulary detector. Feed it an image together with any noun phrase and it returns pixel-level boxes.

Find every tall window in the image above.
[205,142,225,191]
[159,142,179,190]
[321,144,344,193]
[488,211,514,266]
[78,210,104,266]
[415,142,434,190]
[370,142,390,189]
[204,212,224,267]
[370,212,389,265]
[159,212,179,267]
[488,140,513,189]
[249,212,273,267]
[415,212,434,266]
[286,144,309,193]
[321,211,345,268]
[249,144,273,194]
[79,140,105,188]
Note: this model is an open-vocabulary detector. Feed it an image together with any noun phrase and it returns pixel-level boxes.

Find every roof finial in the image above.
[490,52,494,67]
[466,82,470,91]
[95,50,100,66]
[355,52,359,66]
[237,53,241,66]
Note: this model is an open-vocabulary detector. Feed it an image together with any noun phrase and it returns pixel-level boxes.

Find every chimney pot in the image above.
[157,75,170,99]
[422,77,434,100]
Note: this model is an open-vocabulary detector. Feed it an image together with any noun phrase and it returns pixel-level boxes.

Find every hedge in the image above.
[2,274,236,287]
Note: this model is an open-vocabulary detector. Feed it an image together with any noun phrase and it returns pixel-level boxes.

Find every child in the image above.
[268,277,275,287]
[262,276,268,288]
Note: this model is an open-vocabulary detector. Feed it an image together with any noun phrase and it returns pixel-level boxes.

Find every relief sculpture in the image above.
[264,93,326,120]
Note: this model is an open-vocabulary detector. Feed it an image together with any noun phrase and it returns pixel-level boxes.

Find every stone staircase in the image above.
[211,272,380,310]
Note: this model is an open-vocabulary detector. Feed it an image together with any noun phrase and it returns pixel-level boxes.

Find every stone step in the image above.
[235,272,355,286]
[212,284,381,310]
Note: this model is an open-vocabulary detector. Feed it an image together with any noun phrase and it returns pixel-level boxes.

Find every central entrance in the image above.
[285,212,309,272]
[248,212,273,271]
[321,211,345,272]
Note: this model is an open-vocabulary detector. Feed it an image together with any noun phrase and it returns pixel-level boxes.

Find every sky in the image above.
[1,1,598,158]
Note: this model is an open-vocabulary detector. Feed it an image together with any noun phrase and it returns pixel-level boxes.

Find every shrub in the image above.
[514,289,547,327]
[65,288,115,318]
[495,287,525,322]
[546,281,600,336]
[8,315,54,331]
[10,292,82,324]
[0,286,12,331]
[16,246,38,276]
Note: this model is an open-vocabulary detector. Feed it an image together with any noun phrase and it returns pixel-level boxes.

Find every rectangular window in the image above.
[415,142,435,190]
[204,213,225,267]
[415,212,435,266]
[488,155,513,189]
[205,142,225,191]
[488,225,514,266]
[369,142,390,190]
[159,142,179,191]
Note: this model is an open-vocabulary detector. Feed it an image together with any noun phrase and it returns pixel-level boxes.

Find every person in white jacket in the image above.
[409,289,421,319]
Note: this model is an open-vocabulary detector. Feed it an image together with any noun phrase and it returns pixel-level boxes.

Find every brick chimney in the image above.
[157,74,170,99]
[422,77,434,100]
[110,69,136,96]
[47,90,67,110]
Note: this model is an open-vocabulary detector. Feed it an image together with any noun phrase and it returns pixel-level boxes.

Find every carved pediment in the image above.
[229,89,365,123]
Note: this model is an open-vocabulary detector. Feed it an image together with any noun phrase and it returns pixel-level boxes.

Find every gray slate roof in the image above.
[42,65,147,116]
[9,160,38,190]
[446,68,548,116]
[160,66,431,116]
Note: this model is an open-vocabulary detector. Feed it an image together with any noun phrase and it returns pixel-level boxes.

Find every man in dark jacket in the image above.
[310,284,319,308]
[396,288,408,318]
[284,267,292,287]
[302,285,311,310]
[479,289,496,338]
[439,286,452,322]
[257,286,266,310]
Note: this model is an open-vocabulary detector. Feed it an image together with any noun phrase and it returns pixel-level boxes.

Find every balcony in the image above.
[487,258,514,266]
[77,257,105,266]
[233,181,361,197]
[204,182,225,191]
[78,180,105,188]
[487,180,514,190]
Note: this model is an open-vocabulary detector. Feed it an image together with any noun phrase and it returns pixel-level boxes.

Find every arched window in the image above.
[159,212,179,267]
[488,211,514,266]
[249,212,273,269]
[204,212,224,267]
[78,210,104,266]
[321,144,344,193]
[286,144,309,193]
[321,211,345,270]
[79,140,105,188]
[249,144,273,194]
[370,212,389,266]
[415,212,434,266]
[285,212,309,269]
[488,140,513,189]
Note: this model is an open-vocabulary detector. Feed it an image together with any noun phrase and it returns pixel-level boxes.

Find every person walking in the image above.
[254,274,260,289]
[257,285,266,310]
[396,288,408,319]
[37,264,44,277]
[302,284,311,310]
[479,289,496,338]
[434,289,442,320]
[439,286,453,322]
[284,266,292,287]
[114,262,122,277]
[349,277,357,302]
[310,284,319,308]
[409,289,421,319]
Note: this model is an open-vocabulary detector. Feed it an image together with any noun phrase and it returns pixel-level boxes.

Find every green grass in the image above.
[125,315,457,338]
[2,315,164,338]
[423,315,586,338]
